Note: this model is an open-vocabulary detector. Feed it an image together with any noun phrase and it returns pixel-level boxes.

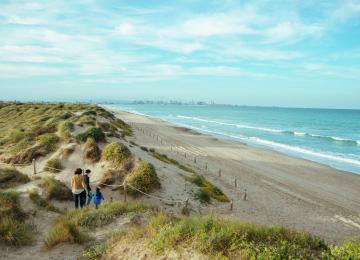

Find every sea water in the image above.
[105,103,360,175]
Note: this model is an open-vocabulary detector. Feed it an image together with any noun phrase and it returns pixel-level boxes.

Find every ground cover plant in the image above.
[0,168,30,189]
[102,142,131,166]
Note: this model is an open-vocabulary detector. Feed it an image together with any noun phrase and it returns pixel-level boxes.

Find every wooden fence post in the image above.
[184,152,187,158]
[32,158,36,175]
[218,169,221,177]
[234,178,237,188]
[230,199,233,211]
[205,163,208,170]
[194,157,196,163]
[243,189,247,201]
[123,180,127,202]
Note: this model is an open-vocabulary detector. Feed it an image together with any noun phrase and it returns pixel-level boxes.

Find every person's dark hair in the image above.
[75,168,82,175]
[85,169,91,174]
[96,187,101,193]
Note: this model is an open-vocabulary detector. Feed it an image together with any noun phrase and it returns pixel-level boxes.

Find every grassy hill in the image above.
[0,102,358,259]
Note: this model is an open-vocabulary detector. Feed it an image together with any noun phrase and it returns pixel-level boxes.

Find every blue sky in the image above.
[0,0,360,108]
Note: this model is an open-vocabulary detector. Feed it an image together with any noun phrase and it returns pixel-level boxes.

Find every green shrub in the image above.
[185,174,229,202]
[0,168,30,189]
[29,190,60,212]
[327,239,360,259]
[82,110,97,116]
[76,127,105,143]
[44,158,63,173]
[194,190,210,204]
[83,242,107,260]
[36,133,59,153]
[126,161,160,195]
[40,177,72,201]
[102,142,131,166]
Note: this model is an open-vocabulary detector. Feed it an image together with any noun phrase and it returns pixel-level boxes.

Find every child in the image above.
[93,187,105,209]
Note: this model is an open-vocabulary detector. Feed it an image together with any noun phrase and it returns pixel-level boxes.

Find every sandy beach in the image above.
[111,108,360,244]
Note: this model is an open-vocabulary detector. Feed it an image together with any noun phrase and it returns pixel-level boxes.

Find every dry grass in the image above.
[83,137,101,163]
[29,190,60,212]
[40,177,73,201]
[0,168,30,189]
[44,158,63,173]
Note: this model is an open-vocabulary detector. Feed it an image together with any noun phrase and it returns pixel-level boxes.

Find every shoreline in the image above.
[103,104,359,177]
[108,106,360,243]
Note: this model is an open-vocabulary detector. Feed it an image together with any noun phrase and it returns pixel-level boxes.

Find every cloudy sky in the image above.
[0,0,360,108]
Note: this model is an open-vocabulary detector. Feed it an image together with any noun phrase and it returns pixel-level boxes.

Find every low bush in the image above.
[84,138,101,163]
[76,115,96,126]
[5,145,48,164]
[82,110,97,116]
[140,146,148,151]
[76,127,105,143]
[126,161,160,195]
[36,133,59,153]
[59,146,75,159]
[102,142,131,166]
[0,168,30,189]
[58,121,74,138]
[45,201,148,249]
[0,190,25,219]
[29,190,60,212]
[40,177,72,201]
[44,158,63,173]
[185,174,229,202]
[100,169,124,186]
[149,150,196,174]
[194,190,210,204]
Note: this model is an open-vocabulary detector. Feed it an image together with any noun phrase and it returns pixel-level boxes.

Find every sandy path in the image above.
[112,109,360,244]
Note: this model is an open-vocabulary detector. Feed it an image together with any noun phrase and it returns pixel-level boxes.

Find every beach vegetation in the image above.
[76,127,105,143]
[100,168,124,186]
[0,190,35,246]
[45,201,148,249]
[29,190,60,212]
[84,137,101,163]
[58,121,74,139]
[102,142,131,166]
[140,146,148,151]
[0,168,30,189]
[40,177,72,201]
[126,161,160,195]
[36,133,59,153]
[185,173,229,202]
[112,118,133,136]
[194,190,211,204]
[76,115,96,126]
[44,158,63,173]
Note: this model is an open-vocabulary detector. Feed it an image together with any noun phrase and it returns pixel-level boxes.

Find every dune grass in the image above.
[40,177,72,201]
[0,168,30,189]
[45,201,148,249]
[44,158,63,173]
[84,137,101,163]
[29,190,60,212]
[113,212,359,259]
[0,190,35,246]
[112,118,133,136]
[36,133,59,153]
[149,150,228,202]
[76,127,105,143]
[102,142,131,166]
[126,161,160,195]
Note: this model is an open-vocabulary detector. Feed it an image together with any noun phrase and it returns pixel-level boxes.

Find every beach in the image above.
[112,108,360,244]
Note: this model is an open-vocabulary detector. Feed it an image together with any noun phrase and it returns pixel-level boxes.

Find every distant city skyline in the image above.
[0,0,360,109]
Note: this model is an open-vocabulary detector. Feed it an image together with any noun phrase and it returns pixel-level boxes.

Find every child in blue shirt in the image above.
[93,187,105,209]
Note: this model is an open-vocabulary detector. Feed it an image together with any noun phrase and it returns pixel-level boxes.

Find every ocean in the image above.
[105,103,360,175]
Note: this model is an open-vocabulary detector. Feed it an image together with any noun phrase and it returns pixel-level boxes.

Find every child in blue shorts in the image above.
[93,187,105,209]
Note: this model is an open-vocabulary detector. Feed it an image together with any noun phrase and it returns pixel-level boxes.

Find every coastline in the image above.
[108,106,360,243]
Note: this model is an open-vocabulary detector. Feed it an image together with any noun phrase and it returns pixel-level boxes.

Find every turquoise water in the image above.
[105,103,360,174]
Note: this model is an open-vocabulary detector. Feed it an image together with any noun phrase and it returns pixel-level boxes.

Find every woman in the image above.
[71,168,86,209]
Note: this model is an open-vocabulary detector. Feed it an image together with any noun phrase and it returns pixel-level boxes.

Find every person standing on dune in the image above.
[71,168,86,209]
[83,169,93,206]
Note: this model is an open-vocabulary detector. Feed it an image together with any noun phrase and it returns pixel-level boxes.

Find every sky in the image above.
[0,0,360,108]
